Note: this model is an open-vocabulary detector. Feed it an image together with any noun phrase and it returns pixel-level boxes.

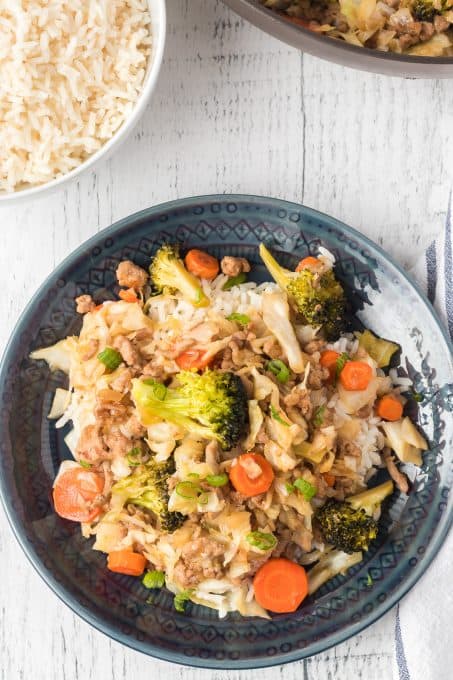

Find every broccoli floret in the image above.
[149,244,209,308]
[308,549,363,595]
[111,456,184,532]
[132,370,249,450]
[315,480,394,554]
[412,0,436,21]
[259,244,346,340]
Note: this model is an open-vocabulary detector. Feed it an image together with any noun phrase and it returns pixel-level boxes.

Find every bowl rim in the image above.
[0,194,452,669]
[224,0,453,75]
[0,0,167,205]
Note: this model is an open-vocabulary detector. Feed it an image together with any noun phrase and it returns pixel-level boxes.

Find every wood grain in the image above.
[0,0,451,677]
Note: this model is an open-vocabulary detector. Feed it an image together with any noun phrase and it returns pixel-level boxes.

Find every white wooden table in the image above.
[1,1,452,678]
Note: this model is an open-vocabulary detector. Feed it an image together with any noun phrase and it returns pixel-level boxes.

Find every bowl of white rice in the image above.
[0,0,166,203]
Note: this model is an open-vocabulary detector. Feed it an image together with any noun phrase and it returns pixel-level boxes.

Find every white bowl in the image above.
[0,0,166,205]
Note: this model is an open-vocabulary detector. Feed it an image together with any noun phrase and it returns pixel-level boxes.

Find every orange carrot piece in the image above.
[229,453,274,497]
[53,468,104,523]
[185,249,219,280]
[119,288,139,303]
[296,256,320,272]
[107,550,147,576]
[376,395,403,421]
[320,349,341,382]
[323,473,336,487]
[175,349,213,371]
[253,558,308,613]
[339,361,373,391]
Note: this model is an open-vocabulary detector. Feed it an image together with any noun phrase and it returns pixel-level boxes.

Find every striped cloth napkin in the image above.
[392,192,453,680]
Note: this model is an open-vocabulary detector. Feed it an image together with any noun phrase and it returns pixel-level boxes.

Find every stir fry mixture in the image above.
[261,0,453,56]
[32,244,428,618]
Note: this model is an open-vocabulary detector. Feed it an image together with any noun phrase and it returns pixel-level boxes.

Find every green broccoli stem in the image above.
[259,243,293,294]
[346,480,394,516]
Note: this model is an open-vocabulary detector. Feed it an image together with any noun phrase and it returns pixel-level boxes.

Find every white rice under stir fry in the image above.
[32,244,428,618]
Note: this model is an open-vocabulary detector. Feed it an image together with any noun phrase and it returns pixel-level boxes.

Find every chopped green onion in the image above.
[205,473,229,487]
[197,492,209,506]
[174,589,193,613]
[366,572,373,587]
[285,482,295,494]
[79,460,92,469]
[175,481,200,500]
[266,359,290,384]
[142,570,165,589]
[335,352,350,381]
[142,378,167,401]
[246,531,277,552]
[226,312,250,326]
[127,447,142,466]
[412,391,424,403]
[187,472,200,479]
[294,478,317,500]
[222,272,247,291]
[313,405,326,427]
[97,347,122,372]
[270,405,289,427]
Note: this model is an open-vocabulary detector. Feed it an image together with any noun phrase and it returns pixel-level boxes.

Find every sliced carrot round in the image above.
[176,349,212,371]
[339,361,373,391]
[53,467,104,522]
[322,472,336,487]
[296,256,320,272]
[119,288,139,303]
[253,558,308,613]
[229,453,274,497]
[320,349,341,382]
[185,249,219,280]
[376,394,403,421]
[107,550,147,576]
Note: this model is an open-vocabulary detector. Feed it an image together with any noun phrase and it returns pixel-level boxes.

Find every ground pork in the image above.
[383,448,410,494]
[116,260,148,289]
[284,386,313,418]
[336,439,361,458]
[262,337,285,360]
[307,363,329,389]
[220,256,251,277]
[113,336,142,368]
[103,428,132,458]
[109,368,133,393]
[173,537,225,588]
[76,424,109,463]
[80,339,99,360]
[75,294,95,314]
[303,339,326,355]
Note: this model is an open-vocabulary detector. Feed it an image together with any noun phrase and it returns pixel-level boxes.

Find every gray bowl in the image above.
[224,0,453,77]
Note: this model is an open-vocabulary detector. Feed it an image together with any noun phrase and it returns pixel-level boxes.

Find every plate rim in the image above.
[0,194,452,669]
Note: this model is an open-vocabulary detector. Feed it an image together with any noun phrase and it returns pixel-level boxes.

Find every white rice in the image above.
[0,0,151,193]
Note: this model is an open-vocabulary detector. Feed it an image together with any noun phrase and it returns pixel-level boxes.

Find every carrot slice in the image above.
[323,472,336,487]
[53,467,104,522]
[229,453,274,497]
[296,256,320,272]
[339,361,373,391]
[119,288,139,303]
[376,395,403,421]
[185,249,219,280]
[175,349,213,371]
[253,558,308,613]
[107,550,147,576]
[320,349,341,382]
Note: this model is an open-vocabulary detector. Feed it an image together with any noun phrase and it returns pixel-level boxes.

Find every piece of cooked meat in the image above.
[75,294,95,314]
[383,448,410,494]
[116,260,148,289]
[220,256,251,277]
[173,536,225,588]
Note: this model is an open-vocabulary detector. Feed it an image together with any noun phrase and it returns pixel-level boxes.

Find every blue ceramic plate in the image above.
[0,195,452,669]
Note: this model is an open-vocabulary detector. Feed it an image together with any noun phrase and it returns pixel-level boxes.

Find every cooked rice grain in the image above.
[0,0,152,193]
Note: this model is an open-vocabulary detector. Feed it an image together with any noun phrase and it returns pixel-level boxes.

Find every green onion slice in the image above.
[79,460,92,469]
[142,378,167,400]
[175,481,200,500]
[97,347,122,372]
[335,352,350,381]
[226,312,250,326]
[222,272,247,291]
[285,482,294,494]
[205,473,229,487]
[142,570,165,589]
[294,478,317,500]
[127,447,142,466]
[270,405,289,427]
[312,405,326,427]
[173,589,193,613]
[246,531,277,552]
[266,359,290,384]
